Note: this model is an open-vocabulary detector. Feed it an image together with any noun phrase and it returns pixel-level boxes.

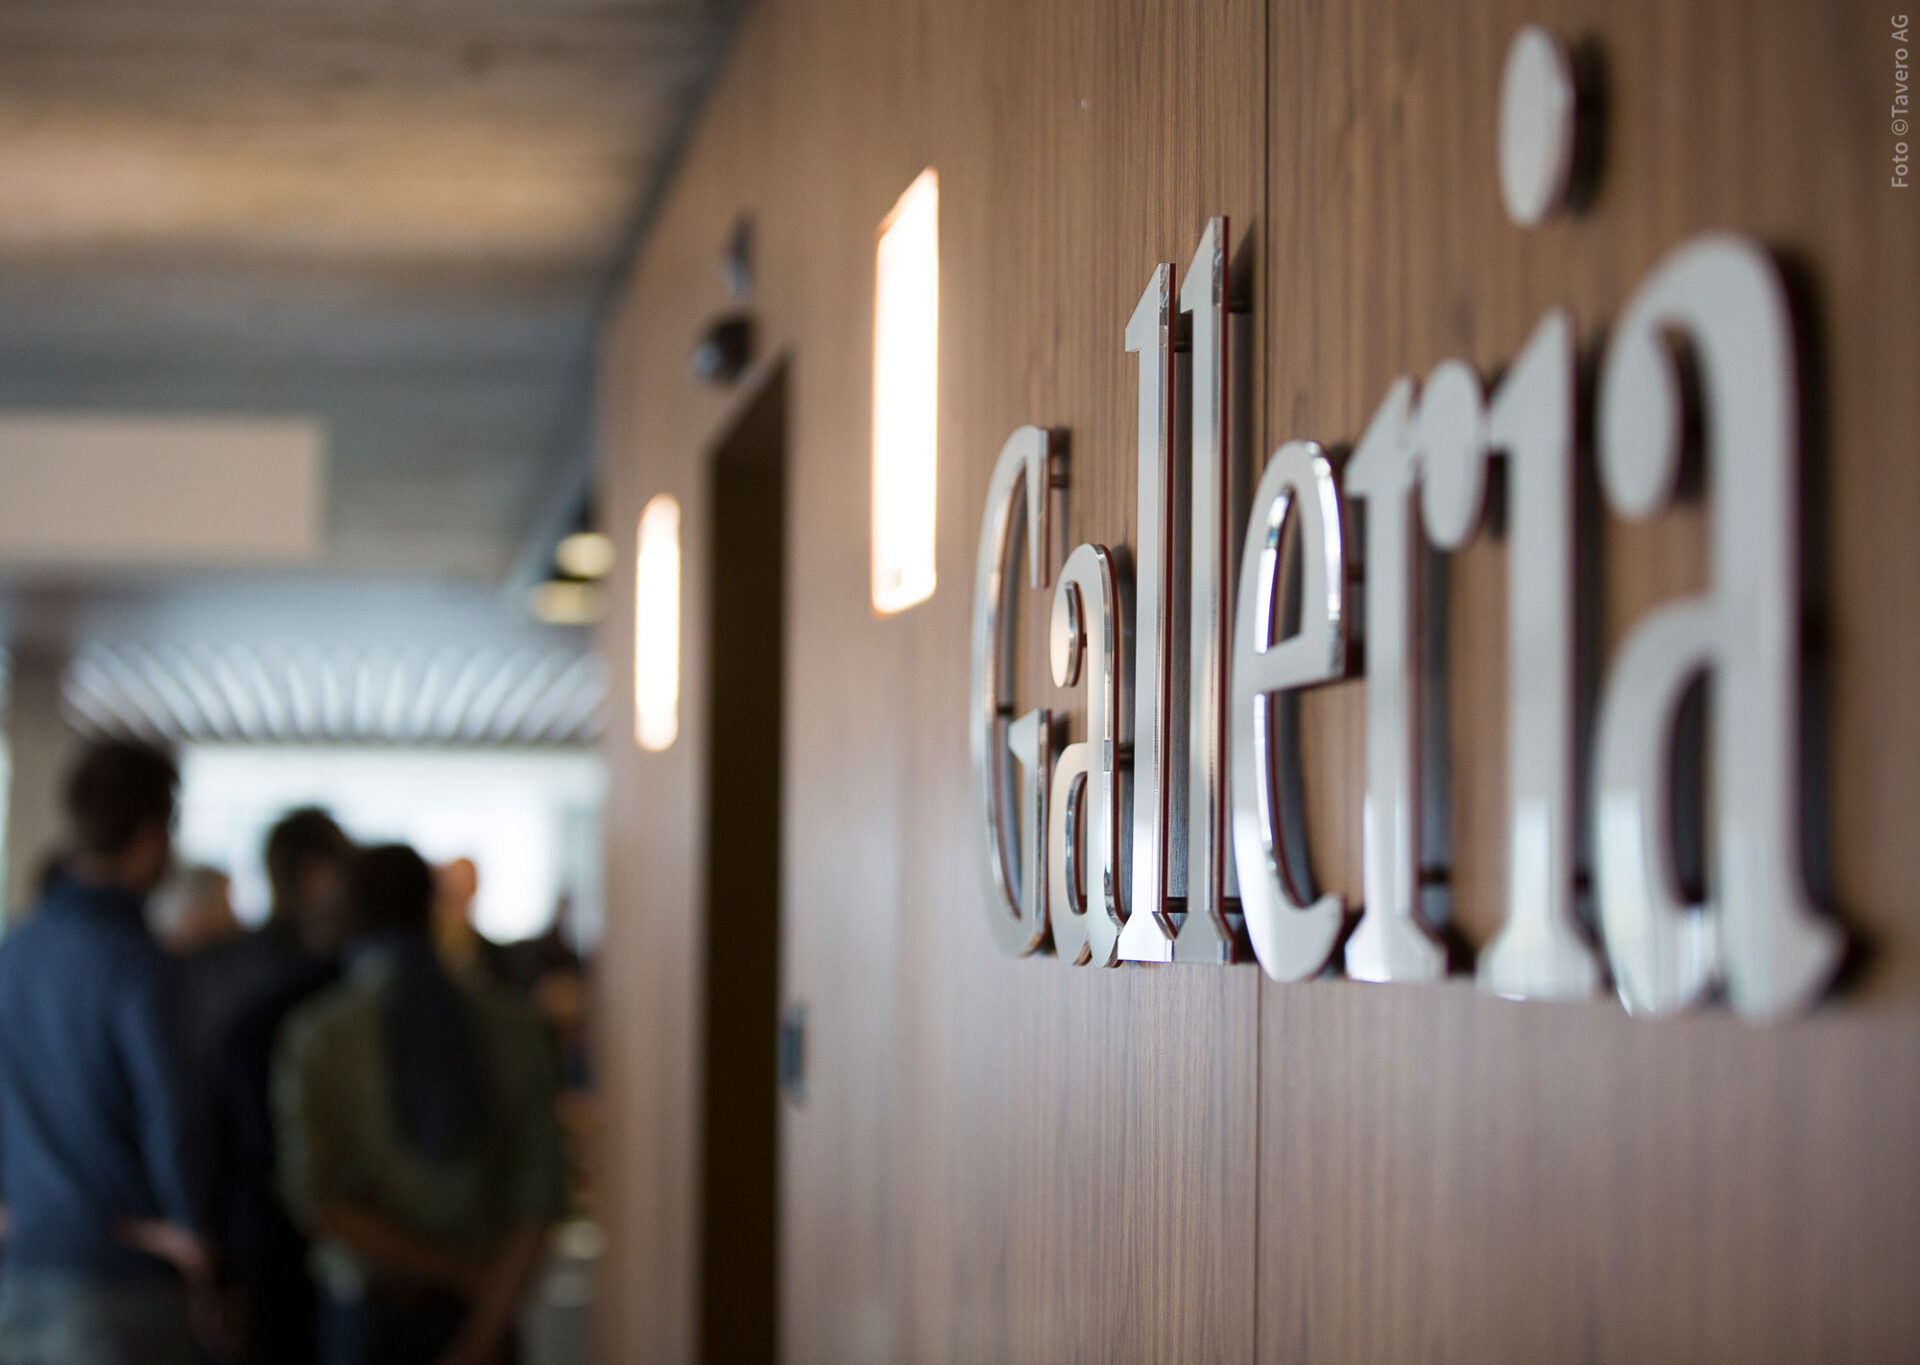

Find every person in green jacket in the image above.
[275,843,565,1365]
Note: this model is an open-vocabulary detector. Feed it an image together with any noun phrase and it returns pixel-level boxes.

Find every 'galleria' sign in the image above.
[969,203,1841,1020]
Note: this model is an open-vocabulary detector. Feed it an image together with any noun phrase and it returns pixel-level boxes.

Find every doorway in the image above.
[695,363,786,1362]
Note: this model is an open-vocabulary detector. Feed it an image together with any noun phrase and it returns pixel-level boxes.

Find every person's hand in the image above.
[115,1219,210,1282]
[117,1221,241,1356]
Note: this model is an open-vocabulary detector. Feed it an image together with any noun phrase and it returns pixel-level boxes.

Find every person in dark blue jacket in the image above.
[0,740,210,1365]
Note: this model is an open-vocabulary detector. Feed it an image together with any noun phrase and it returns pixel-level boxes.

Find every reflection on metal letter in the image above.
[1343,381,1447,982]
[1594,235,1842,1018]
[1230,440,1349,981]
[1007,707,1054,956]
[1049,544,1126,967]
[1119,265,1181,962]
[1178,217,1240,963]
[969,425,1059,955]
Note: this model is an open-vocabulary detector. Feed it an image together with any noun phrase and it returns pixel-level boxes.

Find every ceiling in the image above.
[0,0,742,587]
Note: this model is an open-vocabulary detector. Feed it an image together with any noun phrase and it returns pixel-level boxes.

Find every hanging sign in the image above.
[967,25,1842,1020]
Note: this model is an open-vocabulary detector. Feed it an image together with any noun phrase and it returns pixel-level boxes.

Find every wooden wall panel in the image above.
[598,0,1270,1357]
[595,2,925,1357]
[893,0,1268,1360]
[1261,0,1920,1361]
[592,41,782,1354]
[595,0,1920,1359]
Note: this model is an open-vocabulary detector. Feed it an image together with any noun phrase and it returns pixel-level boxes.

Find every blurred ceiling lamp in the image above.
[554,530,617,580]
[529,579,602,627]
[870,168,939,615]
[633,495,681,751]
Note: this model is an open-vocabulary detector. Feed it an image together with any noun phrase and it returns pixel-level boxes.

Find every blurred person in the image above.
[0,740,209,1365]
[198,809,355,1365]
[494,897,590,1093]
[192,807,354,1045]
[430,857,493,987]
[493,894,584,996]
[28,849,70,904]
[149,864,241,956]
[276,844,565,1365]
[492,898,595,1217]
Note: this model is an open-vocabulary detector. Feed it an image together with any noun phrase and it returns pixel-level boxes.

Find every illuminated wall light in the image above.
[633,495,681,751]
[529,579,601,627]
[870,168,940,614]
[555,530,617,579]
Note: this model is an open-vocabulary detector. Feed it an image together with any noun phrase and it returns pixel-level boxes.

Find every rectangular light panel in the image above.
[0,413,323,568]
[633,494,681,751]
[871,168,939,614]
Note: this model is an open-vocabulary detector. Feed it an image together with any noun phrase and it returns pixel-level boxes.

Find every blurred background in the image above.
[0,2,749,1360]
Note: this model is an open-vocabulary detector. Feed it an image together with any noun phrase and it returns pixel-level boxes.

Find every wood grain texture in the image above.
[1262,0,1920,1360]
[598,0,1267,1358]
[594,0,1920,1359]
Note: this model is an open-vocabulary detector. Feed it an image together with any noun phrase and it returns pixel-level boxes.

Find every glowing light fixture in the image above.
[633,495,681,751]
[870,168,939,614]
[555,530,617,580]
[529,579,601,627]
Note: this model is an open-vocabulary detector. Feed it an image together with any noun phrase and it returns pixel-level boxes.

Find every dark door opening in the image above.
[696,363,786,1363]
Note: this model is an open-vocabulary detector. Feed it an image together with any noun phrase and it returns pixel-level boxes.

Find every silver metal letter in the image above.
[1594,234,1842,1019]
[969,425,1059,956]
[1119,264,1182,963]
[1048,544,1126,967]
[1498,25,1579,228]
[1230,440,1349,981]
[1178,217,1240,964]
[1484,312,1599,999]
[1342,380,1447,982]
[1418,314,1602,1001]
